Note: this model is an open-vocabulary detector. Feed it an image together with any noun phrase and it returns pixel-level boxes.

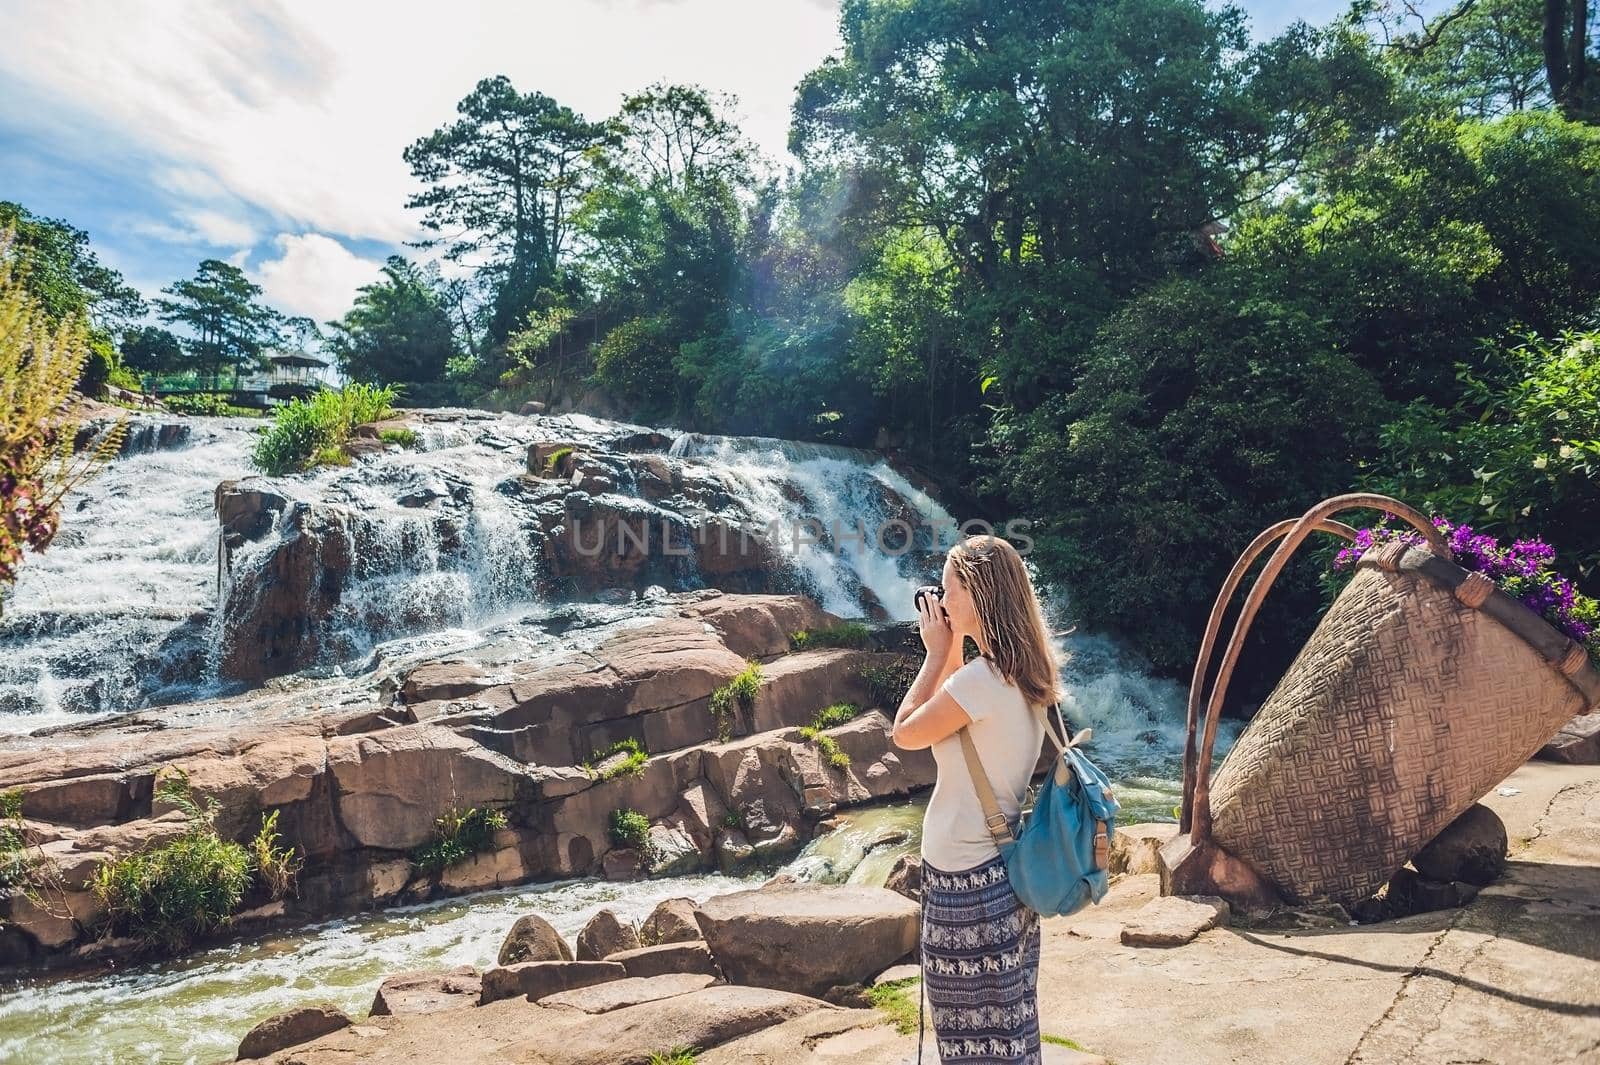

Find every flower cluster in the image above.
[1332,513,1600,663]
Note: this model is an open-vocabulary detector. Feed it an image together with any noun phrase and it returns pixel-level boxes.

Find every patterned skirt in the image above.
[919,852,1042,1063]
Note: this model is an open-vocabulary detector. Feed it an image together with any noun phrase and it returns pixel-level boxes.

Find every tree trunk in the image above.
[1570,0,1590,112]
[1546,0,1571,106]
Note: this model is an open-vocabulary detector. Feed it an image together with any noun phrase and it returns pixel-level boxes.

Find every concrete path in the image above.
[775,760,1600,1065]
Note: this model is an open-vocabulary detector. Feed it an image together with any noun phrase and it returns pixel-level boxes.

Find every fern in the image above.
[0,225,127,611]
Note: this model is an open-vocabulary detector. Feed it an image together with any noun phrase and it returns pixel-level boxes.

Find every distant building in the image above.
[240,349,332,405]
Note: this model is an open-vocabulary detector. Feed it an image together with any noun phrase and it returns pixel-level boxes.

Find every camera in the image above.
[914,583,945,612]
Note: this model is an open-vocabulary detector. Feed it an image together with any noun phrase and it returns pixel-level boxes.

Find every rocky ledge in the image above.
[224,882,1081,1065]
[0,591,1011,976]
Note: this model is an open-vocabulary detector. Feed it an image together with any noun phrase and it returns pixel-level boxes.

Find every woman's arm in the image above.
[891,593,974,750]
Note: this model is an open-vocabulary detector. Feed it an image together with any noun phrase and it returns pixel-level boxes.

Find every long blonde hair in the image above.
[948,533,1064,708]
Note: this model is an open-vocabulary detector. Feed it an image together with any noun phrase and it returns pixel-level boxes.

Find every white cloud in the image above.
[0,0,840,248]
[253,233,382,323]
[182,209,258,248]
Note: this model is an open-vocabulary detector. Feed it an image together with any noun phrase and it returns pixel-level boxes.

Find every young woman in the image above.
[892,533,1063,1064]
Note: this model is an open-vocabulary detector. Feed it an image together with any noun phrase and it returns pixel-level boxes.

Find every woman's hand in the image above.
[916,589,955,660]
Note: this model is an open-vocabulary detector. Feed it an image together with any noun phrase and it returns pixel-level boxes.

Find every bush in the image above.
[251,383,396,475]
[789,622,870,650]
[594,315,681,418]
[708,660,762,742]
[867,977,921,1034]
[813,702,860,729]
[585,737,648,781]
[162,393,248,416]
[1,227,125,606]
[89,768,252,951]
[249,809,302,902]
[647,1049,698,1065]
[76,334,117,397]
[409,806,509,874]
[0,787,39,893]
[542,445,574,474]
[608,807,654,860]
[797,726,851,769]
[1368,329,1600,587]
[990,268,1391,686]
[797,704,859,769]
[379,427,419,448]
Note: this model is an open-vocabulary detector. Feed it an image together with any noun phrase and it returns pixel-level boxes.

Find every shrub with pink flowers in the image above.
[1329,514,1600,668]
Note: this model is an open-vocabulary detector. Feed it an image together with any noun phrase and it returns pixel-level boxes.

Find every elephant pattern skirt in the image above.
[919,852,1043,1063]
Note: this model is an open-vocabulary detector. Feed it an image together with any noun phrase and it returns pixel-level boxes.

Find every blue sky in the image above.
[0,0,1352,326]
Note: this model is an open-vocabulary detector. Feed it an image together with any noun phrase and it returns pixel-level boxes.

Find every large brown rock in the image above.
[236,1003,351,1060]
[1411,803,1507,886]
[219,502,359,682]
[16,771,153,828]
[499,913,573,965]
[702,736,805,858]
[536,972,715,1014]
[606,940,720,979]
[575,908,639,961]
[604,618,749,716]
[368,966,481,1016]
[163,729,327,840]
[1110,823,1180,876]
[214,478,289,555]
[883,853,922,902]
[1538,710,1600,764]
[679,594,842,659]
[559,985,833,1064]
[639,897,702,946]
[748,649,884,733]
[327,725,526,850]
[1120,895,1230,947]
[693,884,919,997]
[479,960,625,1005]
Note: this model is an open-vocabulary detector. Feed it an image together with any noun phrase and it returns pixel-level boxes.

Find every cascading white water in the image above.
[668,432,955,619]
[0,414,965,735]
[0,419,258,732]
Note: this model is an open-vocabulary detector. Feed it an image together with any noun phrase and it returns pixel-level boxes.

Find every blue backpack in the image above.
[957,703,1120,916]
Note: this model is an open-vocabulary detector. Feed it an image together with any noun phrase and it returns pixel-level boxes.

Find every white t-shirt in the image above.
[920,655,1047,872]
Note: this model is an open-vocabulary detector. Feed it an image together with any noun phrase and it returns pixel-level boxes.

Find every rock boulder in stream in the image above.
[693,883,920,997]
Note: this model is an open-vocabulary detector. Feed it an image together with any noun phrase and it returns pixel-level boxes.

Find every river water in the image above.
[0,409,1234,1064]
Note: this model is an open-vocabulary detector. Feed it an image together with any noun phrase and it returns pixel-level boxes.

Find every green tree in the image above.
[155,260,283,391]
[990,268,1393,680]
[0,201,145,332]
[575,83,764,420]
[327,256,456,389]
[119,325,186,378]
[791,0,1394,409]
[1362,0,1552,116]
[404,75,614,345]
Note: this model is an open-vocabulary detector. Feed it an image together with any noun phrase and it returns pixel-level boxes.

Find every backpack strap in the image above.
[958,728,1016,845]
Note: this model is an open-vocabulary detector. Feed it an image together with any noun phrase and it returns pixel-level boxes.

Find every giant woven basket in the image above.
[1163,493,1600,909]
